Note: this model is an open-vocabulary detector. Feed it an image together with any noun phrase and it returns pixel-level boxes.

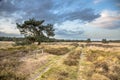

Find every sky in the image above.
[0,0,120,40]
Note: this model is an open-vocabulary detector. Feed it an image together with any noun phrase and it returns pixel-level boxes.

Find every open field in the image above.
[0,41,120,80]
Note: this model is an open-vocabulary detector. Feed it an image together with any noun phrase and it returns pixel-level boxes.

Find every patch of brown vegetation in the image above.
[64,49,81,66]
[45,47,69,55]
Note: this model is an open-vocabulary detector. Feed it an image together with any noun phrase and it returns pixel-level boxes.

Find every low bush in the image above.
[57,71,68,80]
[105,65,120,80]
[64,59,79,66]
[46,47,69,55]
[64,51,81,66]
[0,70,26,80]
[94,61,109,73]
[71,43,79,47]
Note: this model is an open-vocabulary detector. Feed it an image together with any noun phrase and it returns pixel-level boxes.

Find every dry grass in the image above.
[45,47,69,55]
[0,41,14,49]
[64,48,81,66]
[0,42,49,80]
[38,47,81,80]
[0,55,26,80]
[0,41,120,80]
[81,45,120,80]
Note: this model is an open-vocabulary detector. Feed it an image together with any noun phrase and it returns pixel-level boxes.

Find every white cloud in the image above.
[54,15,120,40]
[86,10,120,29]
[54,20,86,39]
[55,20,84,31]
[0,17,20,34]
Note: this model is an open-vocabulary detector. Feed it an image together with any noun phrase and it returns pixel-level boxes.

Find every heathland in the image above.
[0,41,120,80]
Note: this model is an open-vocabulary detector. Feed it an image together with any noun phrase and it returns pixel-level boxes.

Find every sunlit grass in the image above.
[0,41,120,80]
[37,47,81,80]
[80,46,120,80]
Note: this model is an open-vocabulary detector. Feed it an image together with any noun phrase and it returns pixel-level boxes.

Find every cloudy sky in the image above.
[0,0,120,40]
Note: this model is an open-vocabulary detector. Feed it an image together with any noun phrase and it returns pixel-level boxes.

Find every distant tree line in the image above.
[0,37,22,41]
[0,37,84,42]
[0,36,120,43]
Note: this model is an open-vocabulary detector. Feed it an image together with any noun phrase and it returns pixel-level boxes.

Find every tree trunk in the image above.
[38,41,41,45]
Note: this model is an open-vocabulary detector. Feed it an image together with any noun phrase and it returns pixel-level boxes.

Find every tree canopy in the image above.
[86,38,91,43]
[16,18,55,45]
[102,39,108,43]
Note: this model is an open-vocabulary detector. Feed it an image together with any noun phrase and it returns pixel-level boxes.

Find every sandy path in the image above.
[30,47,77,80]
[77,47,87,80]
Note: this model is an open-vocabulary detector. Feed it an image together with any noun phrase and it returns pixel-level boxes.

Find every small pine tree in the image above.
[16,18,55,45]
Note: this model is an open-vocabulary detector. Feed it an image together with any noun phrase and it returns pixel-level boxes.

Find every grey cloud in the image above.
[0,0,100,24]
[55,29,85,39]
[105,21,120,29]
[16,0,53,11]
[0,0,17,14]
[55,29,84,36]
[31,8,100,23]
[60,8,101,22]
[0,31,21,37]
[13,0,56,23]
[29,8,100,23]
